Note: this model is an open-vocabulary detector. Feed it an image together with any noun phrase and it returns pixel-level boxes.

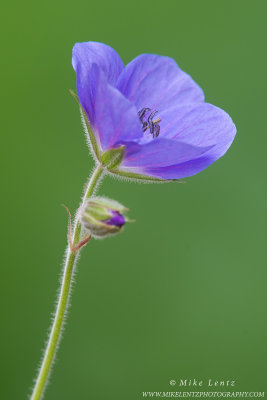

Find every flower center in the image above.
[138,108,161,138]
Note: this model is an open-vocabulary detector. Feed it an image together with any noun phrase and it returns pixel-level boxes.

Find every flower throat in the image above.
[138,108,161,138]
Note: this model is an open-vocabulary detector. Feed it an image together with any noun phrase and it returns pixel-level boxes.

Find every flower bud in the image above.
[79,197,130,238]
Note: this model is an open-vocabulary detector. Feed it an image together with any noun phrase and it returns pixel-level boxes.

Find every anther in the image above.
[138,107,161,138]
[138,107,151,123]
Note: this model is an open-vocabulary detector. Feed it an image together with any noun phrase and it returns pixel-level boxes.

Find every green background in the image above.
[1,0,267,398]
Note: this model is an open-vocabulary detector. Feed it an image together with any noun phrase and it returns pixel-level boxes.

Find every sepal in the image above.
[70,89,101,161]
[101,146,125,170]
[110,169,173,183]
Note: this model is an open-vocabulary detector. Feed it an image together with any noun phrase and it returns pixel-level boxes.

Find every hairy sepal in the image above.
[110,169,179,183]
[101,146,125,170]
[70,90,101,161]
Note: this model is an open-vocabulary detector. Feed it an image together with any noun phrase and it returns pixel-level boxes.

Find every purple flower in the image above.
[72,42,236,181]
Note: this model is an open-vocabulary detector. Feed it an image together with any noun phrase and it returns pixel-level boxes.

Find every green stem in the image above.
[30,164,104,400]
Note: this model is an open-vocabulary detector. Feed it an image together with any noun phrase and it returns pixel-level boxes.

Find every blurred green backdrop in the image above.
[1,0,267,399]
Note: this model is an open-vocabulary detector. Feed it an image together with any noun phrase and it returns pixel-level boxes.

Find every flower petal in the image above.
[87,65,143,151]
[140,157,217,180]
[120,138,213,169]
[72,41,123,84]
[116,54,204,112]
[72,42,124,122]
[137,103,236,179]
[158,103,236,162]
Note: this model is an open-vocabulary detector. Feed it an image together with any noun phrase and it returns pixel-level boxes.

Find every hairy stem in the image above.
[30,164,104,400]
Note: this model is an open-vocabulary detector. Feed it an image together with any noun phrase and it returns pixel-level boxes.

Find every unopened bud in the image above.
[79,197,131,238]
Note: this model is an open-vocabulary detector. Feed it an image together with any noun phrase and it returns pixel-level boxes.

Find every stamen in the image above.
[138,107,161,138]
[148,110,158,123]
[138,107,151,123]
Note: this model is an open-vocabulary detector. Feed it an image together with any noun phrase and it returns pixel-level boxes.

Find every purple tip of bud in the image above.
[104,211,125,228]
